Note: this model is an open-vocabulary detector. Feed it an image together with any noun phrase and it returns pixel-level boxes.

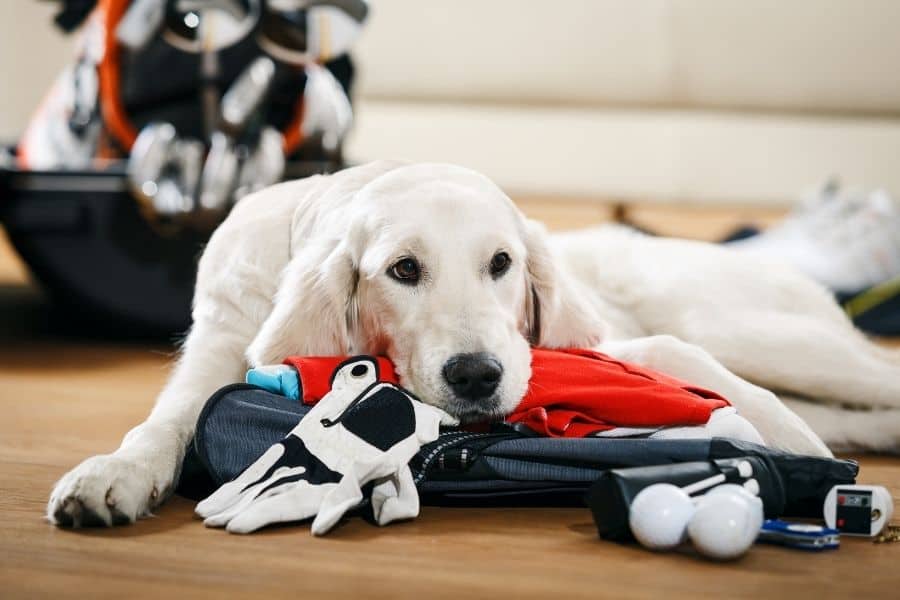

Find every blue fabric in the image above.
[245,365,301,400]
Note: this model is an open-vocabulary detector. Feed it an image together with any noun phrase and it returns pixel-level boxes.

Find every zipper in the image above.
[413,432,493,484]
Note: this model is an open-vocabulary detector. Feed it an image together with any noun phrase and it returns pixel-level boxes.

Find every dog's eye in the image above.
[489,252,511,278]
[388,257,421,284]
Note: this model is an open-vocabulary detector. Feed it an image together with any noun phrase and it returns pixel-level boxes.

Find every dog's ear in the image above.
[523,219,605,348]
[246,235,360,366]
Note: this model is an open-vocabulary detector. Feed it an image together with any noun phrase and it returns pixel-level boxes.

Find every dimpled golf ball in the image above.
[688,493,762,560]
[629,484,695,550]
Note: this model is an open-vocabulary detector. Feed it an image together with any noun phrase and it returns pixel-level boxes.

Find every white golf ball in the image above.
[703,483,764,536]
[705,483,759,504]
[629,484,695,550]
[688,493,762,560]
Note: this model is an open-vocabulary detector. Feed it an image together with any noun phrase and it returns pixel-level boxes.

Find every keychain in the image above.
[874,525,900,544]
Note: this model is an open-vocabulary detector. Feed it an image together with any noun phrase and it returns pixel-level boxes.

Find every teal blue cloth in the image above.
[245,365,300,400]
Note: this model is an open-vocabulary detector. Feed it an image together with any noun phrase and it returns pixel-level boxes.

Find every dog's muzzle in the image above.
[441,352,503,403]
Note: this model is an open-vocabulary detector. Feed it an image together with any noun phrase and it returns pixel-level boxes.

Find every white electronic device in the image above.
[823,485,893,537]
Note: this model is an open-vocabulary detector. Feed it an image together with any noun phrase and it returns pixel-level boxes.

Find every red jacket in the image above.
[283,348,728,438]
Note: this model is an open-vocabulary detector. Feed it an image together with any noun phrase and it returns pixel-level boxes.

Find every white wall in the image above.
[348,101,900,205]
[353,0,900,115]
[345,0,900,204]
[0,2,73,141]
[2,1,898,204]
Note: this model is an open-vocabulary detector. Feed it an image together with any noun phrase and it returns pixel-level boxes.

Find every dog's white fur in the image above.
[48,161,900,527]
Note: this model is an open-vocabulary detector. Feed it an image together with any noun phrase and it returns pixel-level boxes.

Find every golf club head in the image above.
[221,56,277,132]
[163,0,262,53]
[173,138,205,213]
[19,59,103,170]
[152,176,192,217]
[116,0,167,50]
[301,63,352,152]
[258,0,369,65]
[235,126,285,198]
[127,122,178,202]
[69,58,99,135]
[199,131,240,211]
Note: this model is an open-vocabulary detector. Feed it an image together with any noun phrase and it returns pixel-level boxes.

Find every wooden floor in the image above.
[1,201,899,599]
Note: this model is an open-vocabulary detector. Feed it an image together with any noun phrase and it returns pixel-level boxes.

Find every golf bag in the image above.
[178,384,859,520]
[2,1,367,335]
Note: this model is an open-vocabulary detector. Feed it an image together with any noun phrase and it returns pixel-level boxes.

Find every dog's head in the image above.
[247,163,604,421]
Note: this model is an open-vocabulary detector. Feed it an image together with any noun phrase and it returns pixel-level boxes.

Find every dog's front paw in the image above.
[47,453,171,528]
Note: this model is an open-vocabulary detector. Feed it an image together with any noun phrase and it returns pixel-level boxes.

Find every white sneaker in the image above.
[729,184,900,293]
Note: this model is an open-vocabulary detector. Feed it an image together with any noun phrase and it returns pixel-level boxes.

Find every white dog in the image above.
[48,160,900,527]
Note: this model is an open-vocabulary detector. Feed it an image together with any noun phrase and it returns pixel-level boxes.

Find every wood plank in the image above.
[2,457,899,599]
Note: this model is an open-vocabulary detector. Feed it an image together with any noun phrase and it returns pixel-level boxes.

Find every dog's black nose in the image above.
[442,353,503,401]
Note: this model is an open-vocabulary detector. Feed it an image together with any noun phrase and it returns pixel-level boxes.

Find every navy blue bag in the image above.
[178,384,858,516]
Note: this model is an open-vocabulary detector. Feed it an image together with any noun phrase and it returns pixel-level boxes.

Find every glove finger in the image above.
[225,481,331,534]
[196,485,247,520]
[203,489,263,528]
[372,468,419,526]
[195,443,287,518]
[369,477,397,525]
[310,477,364,536]
[202,465,308,527]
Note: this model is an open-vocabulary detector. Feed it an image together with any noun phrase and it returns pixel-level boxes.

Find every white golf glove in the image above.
[195,357,454,535]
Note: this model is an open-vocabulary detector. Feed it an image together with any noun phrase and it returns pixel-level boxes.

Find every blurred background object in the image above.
[726,183,900,334]
[1,0,367,334]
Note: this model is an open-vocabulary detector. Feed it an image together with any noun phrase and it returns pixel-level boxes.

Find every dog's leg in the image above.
[671,311,900,410]
[46,314,258,527]
[779,395,900,454]
[45,164,404,527]
[47,236,278,527]
[599,335,833,457]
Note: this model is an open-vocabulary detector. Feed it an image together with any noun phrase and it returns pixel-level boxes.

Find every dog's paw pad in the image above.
[47,454,170,528]
[110,506,132,526]
[80,505,109,527]
[52,500,75,527]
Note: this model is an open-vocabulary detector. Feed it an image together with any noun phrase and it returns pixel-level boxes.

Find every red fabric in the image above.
[283,348,728,437]
[510,348,727,437]
[283,356,398,404]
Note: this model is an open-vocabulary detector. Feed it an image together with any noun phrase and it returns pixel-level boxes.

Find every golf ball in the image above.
[629,484,695,550]
[688,492,763,560]
[705,483,759,504]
